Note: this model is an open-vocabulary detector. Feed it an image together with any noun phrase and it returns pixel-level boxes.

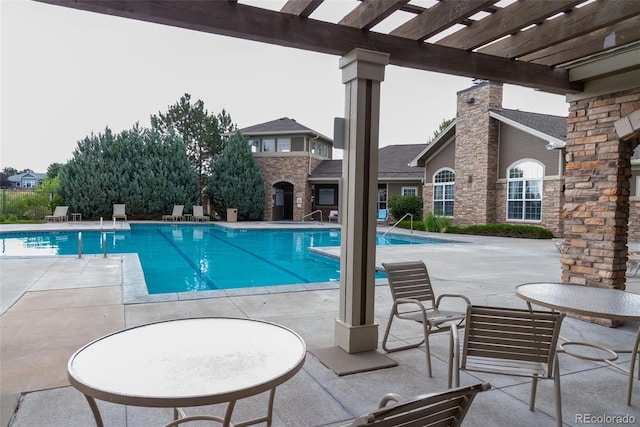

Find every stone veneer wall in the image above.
[561,87,640,289]
[630,197,640,241]
[454,82,502,226]
[254,154,323,221]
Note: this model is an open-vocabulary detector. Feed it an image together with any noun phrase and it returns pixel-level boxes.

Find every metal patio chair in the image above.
[382,261,470,377]
[449,305,565,427]
[341,382,491,427]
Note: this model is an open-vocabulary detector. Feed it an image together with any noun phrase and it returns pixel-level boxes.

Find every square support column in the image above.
[335,48,389,353]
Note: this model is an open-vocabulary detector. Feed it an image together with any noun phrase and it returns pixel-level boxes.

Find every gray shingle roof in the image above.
[239,117,319,135]
[493,109,567,141]
[378,144,426,178]
[309,160,342,178]
[310,144,426,179]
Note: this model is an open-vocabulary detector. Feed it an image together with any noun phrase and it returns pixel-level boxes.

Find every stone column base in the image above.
[335,319,379,353]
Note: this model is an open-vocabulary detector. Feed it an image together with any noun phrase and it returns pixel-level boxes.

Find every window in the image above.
[262,138,275,152]
[402,187,418,196]
[277,137,291,152]
[311,140,329,158]
[377,184,387,210]
[248,140,260,153]
[507,161,543,221]
[433,169,455,216]
[314,184,338,206]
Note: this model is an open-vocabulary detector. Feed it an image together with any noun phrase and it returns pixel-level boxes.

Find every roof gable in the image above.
[240,117,321,135]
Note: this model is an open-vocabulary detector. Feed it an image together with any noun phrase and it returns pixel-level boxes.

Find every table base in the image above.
[83,388,277,427]
[523,301,640,406]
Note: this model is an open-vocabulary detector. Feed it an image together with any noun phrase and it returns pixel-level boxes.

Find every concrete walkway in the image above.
[1,222,639,426]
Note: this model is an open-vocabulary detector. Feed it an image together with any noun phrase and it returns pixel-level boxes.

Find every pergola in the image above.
[38,0,640,351]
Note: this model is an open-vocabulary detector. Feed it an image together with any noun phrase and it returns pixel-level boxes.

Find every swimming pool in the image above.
[0,224,453,293]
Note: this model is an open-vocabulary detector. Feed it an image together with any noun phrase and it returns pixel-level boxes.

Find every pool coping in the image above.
[0,221,439,305]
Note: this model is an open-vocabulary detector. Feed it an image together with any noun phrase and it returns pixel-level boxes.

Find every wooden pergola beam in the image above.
[437,0,582,51]
[521,17,640,67]
[389,0,495,41]
[280,0,323,18]
[479,0,640,59]
[35,0,582,93]
[338,0,409,30]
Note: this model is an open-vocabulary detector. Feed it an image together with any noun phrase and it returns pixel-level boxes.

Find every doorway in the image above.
[272,182,294,221]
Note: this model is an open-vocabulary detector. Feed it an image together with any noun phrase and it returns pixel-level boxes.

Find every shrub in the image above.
[388,195,423,221]
[446,224,553,239]
[424,212,452,233]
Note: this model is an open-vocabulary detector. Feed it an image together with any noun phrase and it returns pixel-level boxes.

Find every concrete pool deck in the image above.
[1,221,639,426]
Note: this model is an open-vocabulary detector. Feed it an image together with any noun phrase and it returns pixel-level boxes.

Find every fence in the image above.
[0,188,50,220]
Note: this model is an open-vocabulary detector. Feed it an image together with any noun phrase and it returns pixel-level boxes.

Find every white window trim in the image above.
[402,186,418,196]
[636,176,640,197]
[432,168,455,217]
[506,159,544,222]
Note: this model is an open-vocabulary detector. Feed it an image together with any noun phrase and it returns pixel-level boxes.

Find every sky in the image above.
[1,0,570,173]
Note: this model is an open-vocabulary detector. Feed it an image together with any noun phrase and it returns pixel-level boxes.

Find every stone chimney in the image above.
[454,81,503,226]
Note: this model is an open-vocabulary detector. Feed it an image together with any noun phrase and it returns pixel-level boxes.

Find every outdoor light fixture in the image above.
[546,142,559,150]
[464,97,475,104]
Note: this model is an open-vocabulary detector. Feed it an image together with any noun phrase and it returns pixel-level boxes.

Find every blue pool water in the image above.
[0,225,453,293]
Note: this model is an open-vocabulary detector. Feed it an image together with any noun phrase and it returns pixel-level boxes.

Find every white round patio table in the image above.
[516,282,640,406]
[67,317,306,427]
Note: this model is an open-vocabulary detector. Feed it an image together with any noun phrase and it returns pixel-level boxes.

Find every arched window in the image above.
[507,161,543,221]
[433,169,455,216]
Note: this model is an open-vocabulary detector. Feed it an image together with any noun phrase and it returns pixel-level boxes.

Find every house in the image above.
[238,117,334,221]
[410,81,640,239]
[238,84,639,239]
[6,171,46,189]
[308,144,426,222]
[238,118,425,222]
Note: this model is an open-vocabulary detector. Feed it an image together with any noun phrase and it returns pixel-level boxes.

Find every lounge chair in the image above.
[163,205,184,222]
[112,204,127,221]
[449,305,565,427]
[45,206,69,222]
[381,261,470,377]
[192,205,210,222]
[340,382,491,427]
[377,209,388,225]
[328,210,339,223]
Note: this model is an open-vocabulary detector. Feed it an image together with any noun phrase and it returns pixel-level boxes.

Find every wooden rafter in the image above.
[35,0,581,93]
[280,0,323,18]
[436,0,583,51]
[520,16,640,67]
[389,0,495,41]
[339,0,409,30]
[479,0,640,59]
[34,0,640,95]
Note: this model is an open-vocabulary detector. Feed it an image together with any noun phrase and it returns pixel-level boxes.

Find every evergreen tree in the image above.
[207,131,264,220]
[59,124,199,218]
[151,94,236,204]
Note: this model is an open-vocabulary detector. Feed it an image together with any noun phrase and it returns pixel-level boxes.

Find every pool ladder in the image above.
[302,209,323,223]
[382,213,413,238]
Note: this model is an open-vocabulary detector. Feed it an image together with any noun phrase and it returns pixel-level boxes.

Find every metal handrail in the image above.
[302,209,323,223]
[382,213,413,237]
